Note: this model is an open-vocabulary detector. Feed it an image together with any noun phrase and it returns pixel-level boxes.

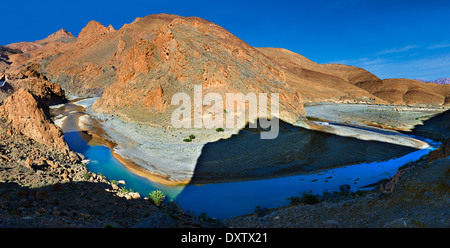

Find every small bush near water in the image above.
[300,193,319,205]
[149,190,166,206]
[289,193,319,205]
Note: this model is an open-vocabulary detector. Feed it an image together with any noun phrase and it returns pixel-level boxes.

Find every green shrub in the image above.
[149,190,166,206]
[189,134,196,139]
[119,186,129,194]
[183,138,192,142]
[83,172,90,180]
[216,127,224,132]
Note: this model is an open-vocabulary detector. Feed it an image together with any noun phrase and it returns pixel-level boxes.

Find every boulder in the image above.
[0,89,69,150]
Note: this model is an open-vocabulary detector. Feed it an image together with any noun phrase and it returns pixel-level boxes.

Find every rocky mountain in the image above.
[9,14,305,126]
[6,28,76,53]
[3,13,450,127]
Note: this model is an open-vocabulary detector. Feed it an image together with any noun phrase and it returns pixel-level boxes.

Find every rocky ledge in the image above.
[0,121,223,228]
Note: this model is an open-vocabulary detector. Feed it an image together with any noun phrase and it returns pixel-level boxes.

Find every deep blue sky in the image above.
[2,0,450,80]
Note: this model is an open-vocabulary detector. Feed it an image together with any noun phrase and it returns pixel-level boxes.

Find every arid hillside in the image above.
[257,47,388,104]
[6,14,305,126]
[258,47,450,107]
[3,14,450,127]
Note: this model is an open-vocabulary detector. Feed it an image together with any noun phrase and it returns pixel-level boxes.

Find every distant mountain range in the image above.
[416,78,450,84]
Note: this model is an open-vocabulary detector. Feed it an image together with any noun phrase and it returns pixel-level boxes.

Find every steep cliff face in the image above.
[0,89,68,150]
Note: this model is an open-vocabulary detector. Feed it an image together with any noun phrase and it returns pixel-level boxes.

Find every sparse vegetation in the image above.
[300,193,319,205]
[216,127,224,132]
[183,138,192,142]
[119,186,130,194]
[189,134,196,139]
[149,190,166,206]
[83,172,90,180]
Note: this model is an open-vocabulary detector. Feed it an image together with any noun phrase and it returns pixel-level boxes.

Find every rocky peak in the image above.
[47,28,75,38]
[106,24,115,33]
[78,20,111,41]
[37,28,77,45]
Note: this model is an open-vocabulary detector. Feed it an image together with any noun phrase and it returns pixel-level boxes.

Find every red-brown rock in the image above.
[0,88,69,150]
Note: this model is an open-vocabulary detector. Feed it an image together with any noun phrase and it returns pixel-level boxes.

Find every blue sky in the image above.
[2,0,450,80]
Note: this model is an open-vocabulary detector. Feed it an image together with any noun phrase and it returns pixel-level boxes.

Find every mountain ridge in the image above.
[2,13,450,127]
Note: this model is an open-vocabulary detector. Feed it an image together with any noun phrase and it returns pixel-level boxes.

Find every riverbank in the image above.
[72,98,241,185]
[72,99,437,185]
[304,103,449,131]
[224,150,449,227]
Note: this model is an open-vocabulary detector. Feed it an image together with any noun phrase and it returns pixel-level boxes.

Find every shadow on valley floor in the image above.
[405,109,450,142]
[188,118,418,184]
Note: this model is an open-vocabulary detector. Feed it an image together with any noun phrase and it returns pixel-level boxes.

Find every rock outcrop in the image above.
[0,46,24,73]
[78,21,114,42]
[0,88,68,150]
[1,63,68,105]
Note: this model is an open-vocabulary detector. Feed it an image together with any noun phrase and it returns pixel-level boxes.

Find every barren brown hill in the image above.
[354,78,450,106]
[6,28,76,54]
[4,13,450,129]
[18,14,305,126]
[257,47,388,104]
[258,47,450,107]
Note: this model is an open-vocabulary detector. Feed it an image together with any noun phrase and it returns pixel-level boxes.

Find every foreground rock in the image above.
[0,89,68,150]
[0,123,222,228]
[1,63,68,105]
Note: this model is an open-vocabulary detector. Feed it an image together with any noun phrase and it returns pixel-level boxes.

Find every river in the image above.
[51,99,438,219]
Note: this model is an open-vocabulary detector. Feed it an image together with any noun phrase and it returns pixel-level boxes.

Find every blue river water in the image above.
[58,104,437,219]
